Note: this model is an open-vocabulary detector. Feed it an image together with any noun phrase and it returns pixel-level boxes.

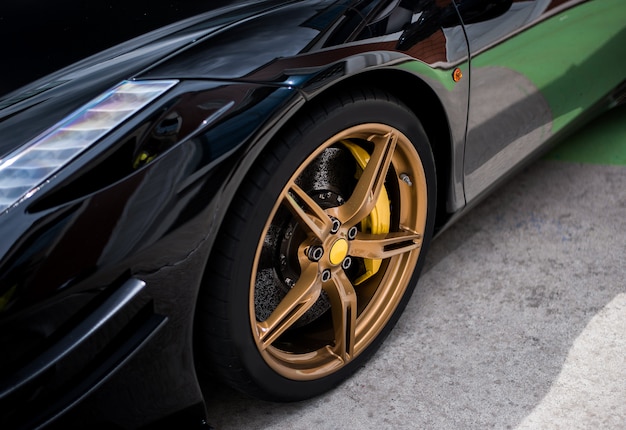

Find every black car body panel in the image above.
[0,0,624,427]
[0,0,288,97]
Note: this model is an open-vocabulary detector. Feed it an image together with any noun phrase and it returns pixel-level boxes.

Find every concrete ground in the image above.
[203,105,626,429]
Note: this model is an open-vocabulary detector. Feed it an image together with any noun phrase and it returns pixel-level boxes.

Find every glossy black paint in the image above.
[0,79,301,428]
[0,0,238,98]
[0,0,624,428]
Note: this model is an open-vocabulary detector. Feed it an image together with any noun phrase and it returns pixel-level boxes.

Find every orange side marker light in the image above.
[452,68,463,82]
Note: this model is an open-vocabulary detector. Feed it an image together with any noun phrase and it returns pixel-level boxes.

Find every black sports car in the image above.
[1,0,625,428]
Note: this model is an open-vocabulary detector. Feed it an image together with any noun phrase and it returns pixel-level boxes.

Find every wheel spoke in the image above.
[349,230,422,259]
[330,132,397,225]
[256,263,321,349]
[325,269,357,362]
[284,182,333,240]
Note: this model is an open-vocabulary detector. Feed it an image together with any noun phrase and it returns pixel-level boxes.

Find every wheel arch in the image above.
[192,69,455,301]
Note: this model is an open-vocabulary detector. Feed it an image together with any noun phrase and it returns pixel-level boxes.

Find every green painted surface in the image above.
[473,0,626,133]
[545,104,626,165]
[400,1,626,166]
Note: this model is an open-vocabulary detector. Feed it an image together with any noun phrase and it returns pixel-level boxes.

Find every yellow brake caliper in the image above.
[342,141,391,285]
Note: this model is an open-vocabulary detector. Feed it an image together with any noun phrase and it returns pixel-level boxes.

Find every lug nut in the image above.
[330,217,341,234]
[307,245,324,262]
[347,226,358,240]
[341,256,352,270]
[321,269,332,282]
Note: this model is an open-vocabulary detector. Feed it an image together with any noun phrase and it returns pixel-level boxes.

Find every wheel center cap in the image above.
[329,238,348,265]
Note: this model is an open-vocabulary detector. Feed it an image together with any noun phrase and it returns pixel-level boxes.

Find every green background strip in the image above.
[545,104,626,165]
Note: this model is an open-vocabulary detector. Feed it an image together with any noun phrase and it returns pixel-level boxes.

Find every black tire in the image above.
[196,88,437,401]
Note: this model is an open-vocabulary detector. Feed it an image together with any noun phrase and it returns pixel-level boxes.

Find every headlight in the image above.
[0,80,178,215]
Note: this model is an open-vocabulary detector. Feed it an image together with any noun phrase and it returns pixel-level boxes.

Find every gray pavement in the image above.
[203,157,626,429]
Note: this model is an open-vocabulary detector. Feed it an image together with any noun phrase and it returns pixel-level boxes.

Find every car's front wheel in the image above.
[197,88,436,401]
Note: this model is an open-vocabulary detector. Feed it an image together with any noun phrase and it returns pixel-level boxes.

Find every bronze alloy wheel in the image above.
[251,123,428,380]
[197,89,436,401]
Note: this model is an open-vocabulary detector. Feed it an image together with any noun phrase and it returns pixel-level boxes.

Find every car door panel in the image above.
[459,0,626,200]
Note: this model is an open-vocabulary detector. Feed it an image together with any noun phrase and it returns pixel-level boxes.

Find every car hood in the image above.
[0,0,363,159]
[0,0,298,99]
